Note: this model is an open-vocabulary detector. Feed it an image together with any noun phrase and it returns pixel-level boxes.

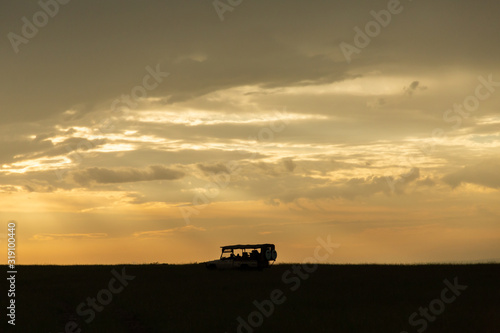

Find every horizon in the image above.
[12,260,500,266]
[2,0,500,265]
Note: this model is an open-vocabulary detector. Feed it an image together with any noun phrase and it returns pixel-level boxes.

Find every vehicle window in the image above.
[221,249,234,259]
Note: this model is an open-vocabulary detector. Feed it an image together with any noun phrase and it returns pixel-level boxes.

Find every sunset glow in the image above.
[2,0,500,265]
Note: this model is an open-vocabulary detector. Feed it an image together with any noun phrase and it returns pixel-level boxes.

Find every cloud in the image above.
[133,225,206,238]
[282,158,296,172]
[253,167,423,205]
[31,233,108,241]
[367,98,386,109]
[72,165,185,186]
[3,0,500,126]
[0,135,106,173]
[417,177,436,187]
[332,171,416,199]
[0,137,53,165]
[197,163,229,175]
[24,180,55,193]
[405,81,419,96]
[265,198,281,207]
[404,80,429,97]
[2,0,500,266]
[443,159,500,189]
[0,185,23,193]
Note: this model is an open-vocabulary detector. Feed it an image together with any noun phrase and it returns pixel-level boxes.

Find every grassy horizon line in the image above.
[6,261,500,266]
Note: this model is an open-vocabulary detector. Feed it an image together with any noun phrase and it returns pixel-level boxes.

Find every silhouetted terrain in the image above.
[3,264,499,332]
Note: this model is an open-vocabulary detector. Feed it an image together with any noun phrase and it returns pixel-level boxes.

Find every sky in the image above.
[1,0,500,264]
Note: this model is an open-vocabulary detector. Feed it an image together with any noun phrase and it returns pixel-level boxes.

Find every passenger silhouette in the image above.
[251,250,259,259]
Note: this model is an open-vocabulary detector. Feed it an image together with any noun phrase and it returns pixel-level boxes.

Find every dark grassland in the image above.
[3,264,499,332]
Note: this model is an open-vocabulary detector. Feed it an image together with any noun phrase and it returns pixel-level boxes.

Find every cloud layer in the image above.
[72,166,185,185]
[1,0,500,264]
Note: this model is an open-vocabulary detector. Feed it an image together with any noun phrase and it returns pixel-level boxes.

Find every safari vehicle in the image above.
[205,244,277,270]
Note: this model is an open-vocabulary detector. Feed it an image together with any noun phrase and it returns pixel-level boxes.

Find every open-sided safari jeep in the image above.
[205,244,277,270]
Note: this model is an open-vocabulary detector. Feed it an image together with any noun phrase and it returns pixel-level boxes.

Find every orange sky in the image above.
[1,1,500,264]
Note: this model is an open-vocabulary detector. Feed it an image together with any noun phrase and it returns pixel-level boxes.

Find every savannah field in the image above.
[3,263,499,332]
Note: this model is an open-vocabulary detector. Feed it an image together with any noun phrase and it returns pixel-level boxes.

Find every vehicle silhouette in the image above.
[205,244,277,270]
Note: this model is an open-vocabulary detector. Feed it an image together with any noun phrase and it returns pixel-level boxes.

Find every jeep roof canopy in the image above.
[221,244,275,250]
